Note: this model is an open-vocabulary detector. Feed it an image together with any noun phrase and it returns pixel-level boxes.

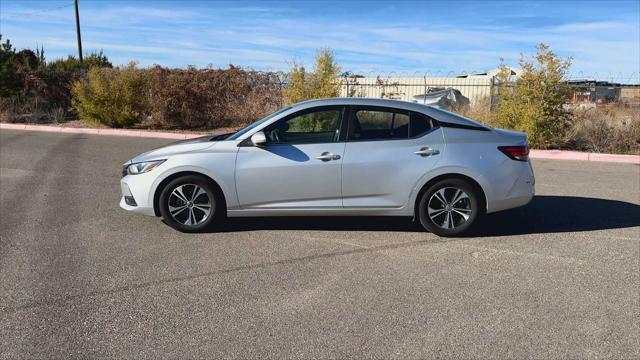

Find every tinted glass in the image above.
[265,109,341,144]
[227,106,292,140]
[410,112,434,137]
[352,110,409,140]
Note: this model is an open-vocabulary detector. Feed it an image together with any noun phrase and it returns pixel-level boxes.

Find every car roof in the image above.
[293,97,423,111]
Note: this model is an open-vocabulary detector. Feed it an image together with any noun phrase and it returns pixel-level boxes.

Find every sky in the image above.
[1,0,638,82]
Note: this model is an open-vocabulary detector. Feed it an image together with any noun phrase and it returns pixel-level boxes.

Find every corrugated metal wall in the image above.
[339,77,495,105]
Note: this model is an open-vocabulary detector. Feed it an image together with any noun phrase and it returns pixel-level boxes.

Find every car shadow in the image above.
[466,195,640,237]
[212,196,640,236]
[220,215,422,232]
[263,144,310,162]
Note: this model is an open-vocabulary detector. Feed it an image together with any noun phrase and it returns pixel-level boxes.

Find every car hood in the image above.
[126,135,220,164]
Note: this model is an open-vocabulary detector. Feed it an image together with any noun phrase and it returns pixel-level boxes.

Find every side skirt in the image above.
[227,207,412,217]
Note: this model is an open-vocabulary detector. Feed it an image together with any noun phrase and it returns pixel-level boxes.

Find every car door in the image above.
[235,106,346,209]
[341,106,444,208]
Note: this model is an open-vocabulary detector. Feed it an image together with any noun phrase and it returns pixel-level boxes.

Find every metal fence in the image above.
[335,74,640,110]
[269,69,640,109]
[338,76,496,106]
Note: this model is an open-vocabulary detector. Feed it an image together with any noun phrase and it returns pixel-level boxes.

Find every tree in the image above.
[47,50,112,71]
[311,48,341,99]
[283,48,341,105]
[283,62,308,104]
[492,44,573,149]
[0,35,21,97]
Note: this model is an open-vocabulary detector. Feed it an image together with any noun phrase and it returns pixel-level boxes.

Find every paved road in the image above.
[1,129,639,359]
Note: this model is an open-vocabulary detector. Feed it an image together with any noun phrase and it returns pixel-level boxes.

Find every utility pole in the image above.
[74,0,83,62]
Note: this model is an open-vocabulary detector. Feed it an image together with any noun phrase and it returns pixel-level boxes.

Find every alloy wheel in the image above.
[427,187,472,230]
[167,184,213,226]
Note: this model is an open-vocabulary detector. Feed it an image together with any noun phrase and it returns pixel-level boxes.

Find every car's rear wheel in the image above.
[158,175,222,232]
[417,178,480,237]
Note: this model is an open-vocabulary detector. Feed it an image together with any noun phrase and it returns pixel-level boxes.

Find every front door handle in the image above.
[315,152,341,161]
[414,147,440,157]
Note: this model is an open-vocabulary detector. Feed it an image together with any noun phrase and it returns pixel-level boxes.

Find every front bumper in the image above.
[119,176,156,216]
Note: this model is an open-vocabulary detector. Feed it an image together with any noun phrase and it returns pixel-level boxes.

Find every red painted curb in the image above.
[529,149,639,164]
[2,123,639,164]
[529,149,590,161]
[1,123,201,140]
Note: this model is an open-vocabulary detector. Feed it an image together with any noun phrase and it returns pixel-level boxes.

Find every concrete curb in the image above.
[2,123,639,164]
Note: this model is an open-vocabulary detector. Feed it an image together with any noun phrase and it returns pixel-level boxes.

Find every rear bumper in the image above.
[487,161,535,213]
[490,192,534,213]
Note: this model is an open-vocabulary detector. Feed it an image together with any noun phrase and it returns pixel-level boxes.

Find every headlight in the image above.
[126,160,166,175]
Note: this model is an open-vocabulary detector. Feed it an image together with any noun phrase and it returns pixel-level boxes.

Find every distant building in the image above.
[566,80,640,108]
[568,80,619,104]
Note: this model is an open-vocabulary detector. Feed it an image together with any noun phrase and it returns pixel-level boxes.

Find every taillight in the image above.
[498,145,529,161]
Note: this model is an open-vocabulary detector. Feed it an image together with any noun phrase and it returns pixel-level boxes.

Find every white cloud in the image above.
[553,21,627,32]
[1,1,637,80]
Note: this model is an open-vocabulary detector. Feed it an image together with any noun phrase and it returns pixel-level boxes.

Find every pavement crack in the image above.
[1,238,442,314]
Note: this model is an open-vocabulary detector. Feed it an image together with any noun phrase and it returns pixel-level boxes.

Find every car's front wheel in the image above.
[417,178,481,237]
[158,175,222,232]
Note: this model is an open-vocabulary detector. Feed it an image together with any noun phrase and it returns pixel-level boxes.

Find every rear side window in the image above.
[351,109,410,140]
[347,107,437,141]
[410,112,435,137]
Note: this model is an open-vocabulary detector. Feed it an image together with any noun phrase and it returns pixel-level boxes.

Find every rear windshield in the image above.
[427,106,492,129]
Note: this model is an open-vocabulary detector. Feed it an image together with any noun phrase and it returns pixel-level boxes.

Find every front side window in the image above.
[350,108,410,141]
[227,106,292,140]
[264,108,342,144]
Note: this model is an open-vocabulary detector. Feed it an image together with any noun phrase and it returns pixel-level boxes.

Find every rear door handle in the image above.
[414,147,440,156]
[315,152,341,161]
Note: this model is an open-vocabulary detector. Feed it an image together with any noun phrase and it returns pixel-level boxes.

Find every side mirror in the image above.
[250,131,267,146]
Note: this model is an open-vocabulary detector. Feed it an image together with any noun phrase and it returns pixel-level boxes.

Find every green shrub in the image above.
[72,64,149,128]
[491,44,573,149]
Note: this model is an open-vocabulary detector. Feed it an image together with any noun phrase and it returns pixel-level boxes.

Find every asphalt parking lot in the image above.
[1,129,638,359]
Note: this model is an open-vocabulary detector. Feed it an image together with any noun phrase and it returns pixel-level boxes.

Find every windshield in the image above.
[227,106,292,140]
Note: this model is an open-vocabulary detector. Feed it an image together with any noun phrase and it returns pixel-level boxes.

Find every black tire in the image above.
[417,178,481,237]
[158,175,224,232]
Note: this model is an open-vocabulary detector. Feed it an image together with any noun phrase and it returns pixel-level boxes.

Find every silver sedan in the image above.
[120,98,534,236]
